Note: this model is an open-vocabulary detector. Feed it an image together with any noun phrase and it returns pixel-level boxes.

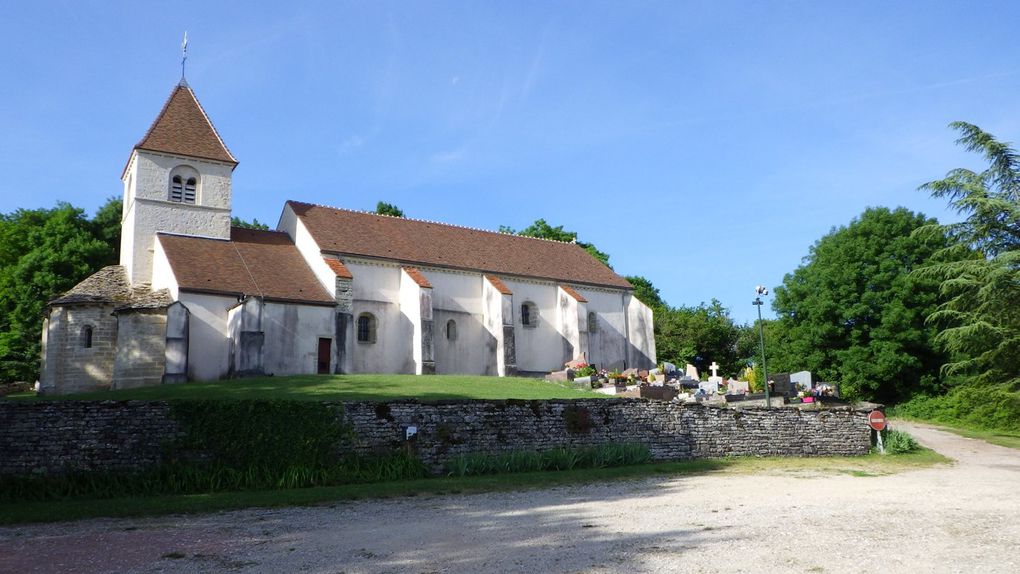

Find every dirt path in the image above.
[2,422,1019,574]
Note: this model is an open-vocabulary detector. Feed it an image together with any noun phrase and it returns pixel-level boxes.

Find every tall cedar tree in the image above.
[915,123,1020,389]
[772,207,950,403]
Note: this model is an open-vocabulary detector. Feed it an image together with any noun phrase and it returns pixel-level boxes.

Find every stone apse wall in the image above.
[0,399,875,477]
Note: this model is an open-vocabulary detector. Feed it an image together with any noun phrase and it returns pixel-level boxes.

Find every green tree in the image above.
[91,196,122,255]
[655,299,742,377]
[772,207,950,403]
[625,275,666,309]
[915,122,1020,389]
[0,204,115,382]
[230,216,270,230]
[501,219,611,268]
[375,201,405,218]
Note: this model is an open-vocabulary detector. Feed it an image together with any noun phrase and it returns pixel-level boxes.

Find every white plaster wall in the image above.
[347,261,412,373]
[557,287,587,363]
[434,309,493,375]
[399,269,426,374]
[150,239,180,299]
[502,279,564,372]
[263,302,336,375]
[626,294,657,369]
[481,278,509,376]
[423,269,484,315]
[122,150,232,284]
[277,205,337,296]
[575,288,631,370]
[178,291,235,381]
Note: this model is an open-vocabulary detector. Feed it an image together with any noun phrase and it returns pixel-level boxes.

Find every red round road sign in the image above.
[868,410,887,431]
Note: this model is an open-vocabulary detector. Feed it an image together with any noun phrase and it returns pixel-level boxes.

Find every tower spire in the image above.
[179,31,189,86]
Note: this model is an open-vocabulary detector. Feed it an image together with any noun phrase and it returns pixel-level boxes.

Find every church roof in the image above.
[288,201,634,290]
[158,227,335,306]
[133,84,237,165]
[48,265,172,311]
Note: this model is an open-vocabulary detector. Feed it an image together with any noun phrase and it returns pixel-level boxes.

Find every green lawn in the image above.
[0,451,948,526]
[6,374,604,402]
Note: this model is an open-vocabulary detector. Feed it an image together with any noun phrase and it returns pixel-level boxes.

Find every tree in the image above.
[625,275,666,309]
[916,123,1020,389]
[501,219,611,268]
[0,204,115,382]
[91,196,122,256]
[231,216,270,230]
[655,299,742,377]
[772,207,950,403]
[375,201,405,218]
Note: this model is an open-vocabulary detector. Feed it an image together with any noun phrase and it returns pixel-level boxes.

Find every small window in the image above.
[81,325,93,348]
[168,166,199,204]
[170,176,184,202]
[357,313,377,344]
[521,302,538,328]
[184,177,197,203]
[446,319,457,341]
[587,312,597,333]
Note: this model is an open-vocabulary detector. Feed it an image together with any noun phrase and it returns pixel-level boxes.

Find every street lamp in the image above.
[752,285,770,408]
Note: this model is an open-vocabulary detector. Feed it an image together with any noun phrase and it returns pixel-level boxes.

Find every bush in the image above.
[446,443,651,476]
[882,430,920,454]
[891,385,1020,434]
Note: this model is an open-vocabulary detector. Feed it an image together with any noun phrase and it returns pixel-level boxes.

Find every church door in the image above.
[317,338,332,374]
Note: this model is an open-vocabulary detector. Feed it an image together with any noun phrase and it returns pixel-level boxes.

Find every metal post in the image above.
[753,285,770,409]
[756,300,769,408]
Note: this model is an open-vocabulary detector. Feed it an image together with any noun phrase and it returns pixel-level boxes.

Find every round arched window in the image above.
[446,319,457,341]
[521,302,538,328]
[356,313,377,344]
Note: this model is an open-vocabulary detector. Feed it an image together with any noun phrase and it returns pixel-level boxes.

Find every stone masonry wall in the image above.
[0,399,874,477]
[39,305,119,395]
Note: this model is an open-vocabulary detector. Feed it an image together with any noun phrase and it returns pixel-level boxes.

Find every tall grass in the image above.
[1,453,427,503]
[447,443,652,476]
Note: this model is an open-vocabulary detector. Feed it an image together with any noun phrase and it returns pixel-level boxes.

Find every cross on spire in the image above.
[180,31,189,86]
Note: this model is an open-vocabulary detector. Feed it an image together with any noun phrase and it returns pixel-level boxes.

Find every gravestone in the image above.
[699,379,719,394]
[685,364,700,380]
[727,379,749,394]
[707,361,724,390]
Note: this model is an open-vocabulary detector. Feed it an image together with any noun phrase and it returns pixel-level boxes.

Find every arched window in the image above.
[357,313,377,344]
[168,166,199,204]
[521,302,538,328]
[81,325,93,348]
[446,319,457,341]
[587,312,597,333]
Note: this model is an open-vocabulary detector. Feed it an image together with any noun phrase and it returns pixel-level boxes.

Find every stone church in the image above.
[39,80,656,394]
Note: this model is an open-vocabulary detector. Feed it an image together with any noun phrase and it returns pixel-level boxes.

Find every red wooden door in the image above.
[317,338,331,374]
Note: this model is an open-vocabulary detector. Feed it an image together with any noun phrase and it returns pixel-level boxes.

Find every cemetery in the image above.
[549,358,845,409]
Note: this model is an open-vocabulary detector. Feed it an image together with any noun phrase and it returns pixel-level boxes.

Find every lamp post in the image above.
[753,285,770,408]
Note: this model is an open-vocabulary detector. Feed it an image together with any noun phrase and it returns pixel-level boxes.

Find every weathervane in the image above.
[180,31,189,85]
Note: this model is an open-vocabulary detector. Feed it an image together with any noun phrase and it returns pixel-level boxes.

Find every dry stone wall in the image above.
[0,399,874,477]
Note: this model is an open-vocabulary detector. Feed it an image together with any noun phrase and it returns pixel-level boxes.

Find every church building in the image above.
[38,80,656,394]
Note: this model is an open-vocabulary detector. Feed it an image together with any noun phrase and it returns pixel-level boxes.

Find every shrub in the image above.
[891,385,1020,434]
[882,430,920,454]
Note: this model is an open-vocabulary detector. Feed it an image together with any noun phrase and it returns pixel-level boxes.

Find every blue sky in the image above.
[3,1,1019,323]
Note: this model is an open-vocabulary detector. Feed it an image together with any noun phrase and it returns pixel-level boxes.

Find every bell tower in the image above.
[120,81,238,285]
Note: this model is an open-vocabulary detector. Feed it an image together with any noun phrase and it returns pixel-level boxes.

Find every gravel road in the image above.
[2,422,1018,574]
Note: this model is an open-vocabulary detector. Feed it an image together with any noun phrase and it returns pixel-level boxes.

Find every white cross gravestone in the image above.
[707,361,724,392]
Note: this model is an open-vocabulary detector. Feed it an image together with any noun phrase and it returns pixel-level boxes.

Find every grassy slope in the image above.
[891,415,1020,450]
[0,450,949,526]
[6,374,604,402]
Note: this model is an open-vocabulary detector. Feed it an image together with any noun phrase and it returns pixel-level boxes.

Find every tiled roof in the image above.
[559,284,588,303]
[158,228,335,305]
[402,267,432,288]
[49,266,133,306]
[134,84,237,165]
[49,266,173,312]
[485,275,513,295]
[288,201,633,290]
[323,258,353,279]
